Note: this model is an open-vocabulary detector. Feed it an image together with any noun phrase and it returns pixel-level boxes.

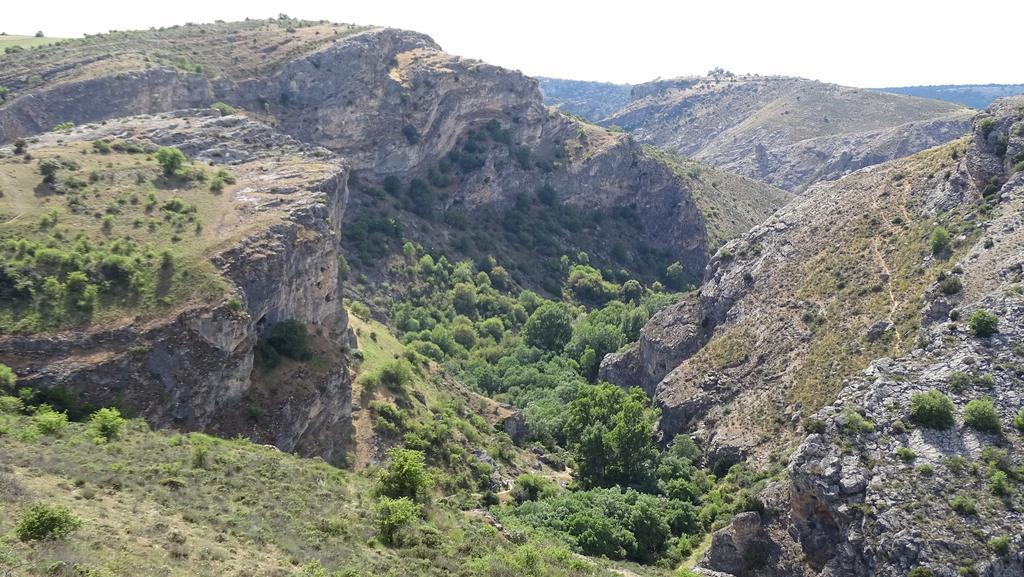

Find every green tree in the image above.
[88,407,127,442]
[374,496,420,546]
[665,261,687,290]
[621,279,643,302]
[523,302,574,352]
[155,147,187,176]
[929,226,950,255]
[452,282,477,317]
[377,448,431,501]
[564,383,660,489]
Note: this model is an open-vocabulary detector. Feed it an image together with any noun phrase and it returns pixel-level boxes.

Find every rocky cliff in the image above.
[0,21,714,279]
[0,111,354,462]
[787,97,1024,577]
[604,100,1022,476]
[598,75,974,191]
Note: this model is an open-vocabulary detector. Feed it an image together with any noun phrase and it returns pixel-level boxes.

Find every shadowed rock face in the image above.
[0,26,712,277]
[601,75,975,191]
[0,112,354,463]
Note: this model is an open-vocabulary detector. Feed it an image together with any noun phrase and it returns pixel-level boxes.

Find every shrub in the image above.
[841,407,875,434]
[967,310,999,337]
[909,390,955,429]
[511,473,558,503]
[0,363,15,390]
[1014,408,1024,431]
[803,417,826,434]
[963,397,1001,434]
[939,275,962,295]
[211,102,237,116]
[15,503,82,541]
[374,496,420,546]
[929,226,950,255]
[377,360,414,391]
[907,569,935,577]
[496,486,694,564]
[88,407,126,442]
[155,147,187,176]
[31,405,69,435]
[990,470,1010,496]
[0,396,24,414]
[949,494,976,515]
[377,448,431,501]
[989,535,1010,556]
[895,447,916,462]
[266,319,313,361]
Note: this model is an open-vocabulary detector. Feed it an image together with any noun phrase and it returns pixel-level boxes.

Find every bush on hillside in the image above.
[155,147,187,176]
[929,226,950,255]
[909,390,954,429]
[967,310,999,337]
[16,503,82,541]
[88,407,127,442]
[377,448,431,501]
[963,397,1001,434]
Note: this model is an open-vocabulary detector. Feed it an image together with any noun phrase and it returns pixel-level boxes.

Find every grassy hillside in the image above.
[0,18,369,92]
[0,115,340,335]
[643,146,795,250]
[652,138,986,461]
[0,412,632,577]
[0,135,238,333]
[0,35,67,51]
[602,75,974,191]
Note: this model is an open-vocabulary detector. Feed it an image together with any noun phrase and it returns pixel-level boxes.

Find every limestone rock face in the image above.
[604,100,1023,472]
[0,26,712,276]
[0,112,354,463]
[0,68,213,140]
[788,100,1024,577]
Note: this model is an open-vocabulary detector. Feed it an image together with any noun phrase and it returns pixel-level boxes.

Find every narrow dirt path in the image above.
[871,238,903,351]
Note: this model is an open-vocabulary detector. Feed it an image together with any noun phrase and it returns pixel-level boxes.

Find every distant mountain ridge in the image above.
[537,77,632,121]
[877,83,1024,109]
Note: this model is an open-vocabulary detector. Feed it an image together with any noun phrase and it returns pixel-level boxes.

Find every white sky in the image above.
[4,0,1022,87]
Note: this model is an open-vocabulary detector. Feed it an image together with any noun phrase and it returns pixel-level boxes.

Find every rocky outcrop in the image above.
[0,24,712,276]
[0,68,213,140]
[602,75,974,191]
[788,100,1024,576]
[0,111,354,463]
[605,101,1021,466]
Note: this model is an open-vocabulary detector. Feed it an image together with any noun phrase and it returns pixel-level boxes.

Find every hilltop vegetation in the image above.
[0,17,367,94]
[0,410,620,577]
[0,137,235,333]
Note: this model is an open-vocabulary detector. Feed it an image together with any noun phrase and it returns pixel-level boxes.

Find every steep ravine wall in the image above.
[0,27,711,278]
[0,114,355,463]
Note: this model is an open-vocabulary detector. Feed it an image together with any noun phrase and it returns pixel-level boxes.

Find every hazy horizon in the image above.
[4,0,1023,88]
